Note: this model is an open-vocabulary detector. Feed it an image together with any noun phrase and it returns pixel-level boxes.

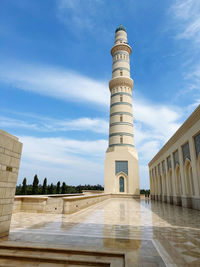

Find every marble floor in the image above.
[1,198,200,266]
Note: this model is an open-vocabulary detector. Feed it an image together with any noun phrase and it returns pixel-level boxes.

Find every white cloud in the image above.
[0,116,39,131]
[0,60,187,189]
[134,100,181,142]
[57,0,104,33]
[170,0,200,94]
[18,136,107,185]
[0,114,109,134]
[14,98,182,188]
[171,0,200,43]
[0,62,109,106]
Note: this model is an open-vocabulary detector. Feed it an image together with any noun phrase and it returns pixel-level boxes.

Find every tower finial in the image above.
[115,24,127,33]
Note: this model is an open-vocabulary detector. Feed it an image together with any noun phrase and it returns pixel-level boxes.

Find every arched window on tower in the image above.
[120,135,123,144]
[120,95,123,102]
[120,70,123,76]
[120,114,123,122]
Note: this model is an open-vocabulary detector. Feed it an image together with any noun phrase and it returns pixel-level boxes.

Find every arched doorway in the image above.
[159,175,162,196]
[168,170,173,196]
[175,166,182,196]
[185,160,194,196]
[119,176,125,192]
[197,154,200,194]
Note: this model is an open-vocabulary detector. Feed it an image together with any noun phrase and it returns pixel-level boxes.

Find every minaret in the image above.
[104,25,140,195]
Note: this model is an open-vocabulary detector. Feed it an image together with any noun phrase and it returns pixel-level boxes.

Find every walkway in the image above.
[2,198,200,266]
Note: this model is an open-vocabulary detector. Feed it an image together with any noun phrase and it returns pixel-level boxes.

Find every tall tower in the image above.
[104,25,140,196]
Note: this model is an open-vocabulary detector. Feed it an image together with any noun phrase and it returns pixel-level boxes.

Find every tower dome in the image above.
[115,24,127,33]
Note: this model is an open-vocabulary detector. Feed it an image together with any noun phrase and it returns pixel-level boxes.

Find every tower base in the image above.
[104,146,140,195]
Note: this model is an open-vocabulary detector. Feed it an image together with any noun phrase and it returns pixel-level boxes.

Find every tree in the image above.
[42,178,47,194]
[48,183,54,194]
[32,174,39,195]
[61,182,66,194]
[21,178,27,195]
[56,181,61,194]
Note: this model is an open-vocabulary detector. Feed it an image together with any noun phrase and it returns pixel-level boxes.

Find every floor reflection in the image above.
[2,198,200,266]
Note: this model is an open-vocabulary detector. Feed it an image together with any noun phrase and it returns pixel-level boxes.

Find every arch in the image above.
[163,173,167,195]
[159,175,162,195]
[152,177,156,195]
[150,177,153,194]
[196,154,200,194]
[168,170,173,196]
[119,176,125,192]
[154,176,157,195]
[175,165,182,196]
[184,159,194,196]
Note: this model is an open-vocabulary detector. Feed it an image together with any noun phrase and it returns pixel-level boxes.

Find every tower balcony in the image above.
[109,77,133,91]
[111,43,132,56]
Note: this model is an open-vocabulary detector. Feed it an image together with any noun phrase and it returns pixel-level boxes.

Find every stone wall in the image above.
[0,130,22,237]
[12,193,137,214]
[63,194,110,214]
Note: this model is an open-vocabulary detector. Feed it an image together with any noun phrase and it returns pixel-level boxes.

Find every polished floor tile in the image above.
[1,198,200,266]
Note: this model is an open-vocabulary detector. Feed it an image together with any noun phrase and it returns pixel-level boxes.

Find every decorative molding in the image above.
[113,59,128,65]
[115,161,128,175]
[110,122,133,127]
[194,132,200,158]
[110,102,132,108]
[182,142,191,163]
[111,43,132,56]
[110,112,133,117]
[113,51,129,57]
[111,92,132,98]
[149,105,200,167]
[109,77,133,90]
[109,132,134,137]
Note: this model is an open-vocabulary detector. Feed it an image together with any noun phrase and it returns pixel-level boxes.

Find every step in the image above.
[0,243,124,267]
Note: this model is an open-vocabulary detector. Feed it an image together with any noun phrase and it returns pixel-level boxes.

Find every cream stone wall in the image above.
[104,26,140,196]
[149,105,200,210]
[0,130,22,236]
[12,193,139,215]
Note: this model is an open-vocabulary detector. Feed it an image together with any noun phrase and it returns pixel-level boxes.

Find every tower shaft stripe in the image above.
[109,143,135,148]
[113,59,128,64]
[111,92,132,98]
[109,132,134,137]
[110,122,133,127]
[110,102,132,107]
[112,67,130,73]
[110,112,133,117]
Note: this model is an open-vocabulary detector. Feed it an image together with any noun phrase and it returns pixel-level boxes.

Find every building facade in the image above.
[149,105,200,210]
[104,25,140,195]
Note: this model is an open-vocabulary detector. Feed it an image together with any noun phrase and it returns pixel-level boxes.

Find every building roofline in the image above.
[148,105,200,167]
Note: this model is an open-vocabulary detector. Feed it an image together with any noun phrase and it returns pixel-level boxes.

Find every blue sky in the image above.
[0,0,200,188]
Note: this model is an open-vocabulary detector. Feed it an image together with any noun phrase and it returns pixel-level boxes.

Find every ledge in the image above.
[109,77,133,90]
[63,194,109,202]
[111,43,132,56]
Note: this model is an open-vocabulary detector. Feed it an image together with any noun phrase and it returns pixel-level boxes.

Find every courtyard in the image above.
[0,198,199,266]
